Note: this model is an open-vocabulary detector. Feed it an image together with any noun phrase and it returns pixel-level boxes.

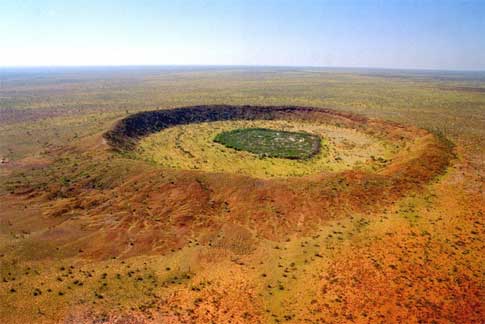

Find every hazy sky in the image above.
[1,0,484,70]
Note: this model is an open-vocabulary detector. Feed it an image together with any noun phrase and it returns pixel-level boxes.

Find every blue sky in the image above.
[1,0,484,70]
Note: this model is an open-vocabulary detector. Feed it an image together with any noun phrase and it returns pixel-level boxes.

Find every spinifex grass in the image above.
[1,68,483,323]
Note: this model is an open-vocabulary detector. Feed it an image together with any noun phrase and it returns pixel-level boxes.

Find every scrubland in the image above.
[0,67,484,323]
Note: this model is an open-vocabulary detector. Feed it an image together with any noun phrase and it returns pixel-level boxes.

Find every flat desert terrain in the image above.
[0,67,483,323]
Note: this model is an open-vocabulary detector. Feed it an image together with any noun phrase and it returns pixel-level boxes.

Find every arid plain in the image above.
[0,67,484,323]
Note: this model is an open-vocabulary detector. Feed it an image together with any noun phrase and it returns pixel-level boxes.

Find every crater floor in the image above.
[136,119,398,178]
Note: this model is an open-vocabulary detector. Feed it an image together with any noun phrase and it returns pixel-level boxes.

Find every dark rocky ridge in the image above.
[103,105,368,151]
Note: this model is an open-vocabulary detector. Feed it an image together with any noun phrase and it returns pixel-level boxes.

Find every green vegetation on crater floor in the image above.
[213,127,321,159]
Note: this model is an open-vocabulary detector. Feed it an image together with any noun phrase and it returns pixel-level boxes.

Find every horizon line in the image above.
[1,64,484,73]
